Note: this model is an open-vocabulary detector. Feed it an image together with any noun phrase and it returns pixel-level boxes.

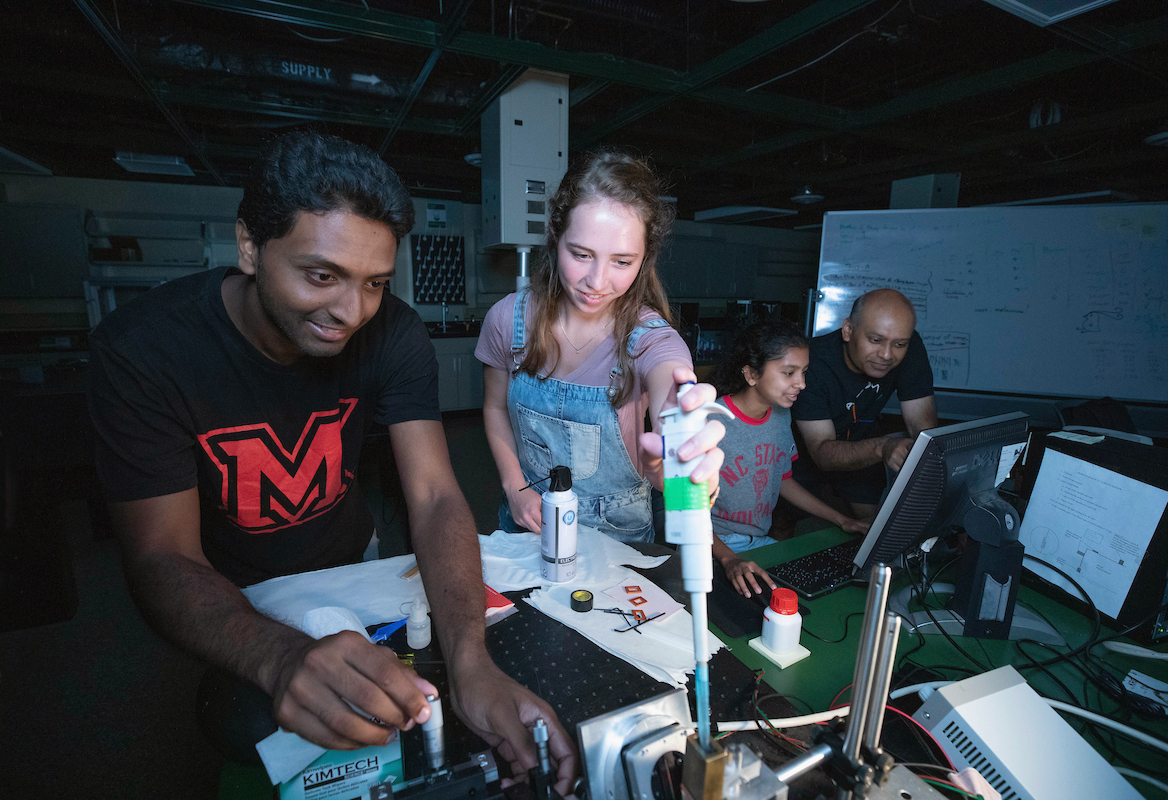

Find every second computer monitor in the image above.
[852,412,1030,574]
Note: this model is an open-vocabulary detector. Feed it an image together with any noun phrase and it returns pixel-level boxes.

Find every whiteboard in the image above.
[814,205,1168,404]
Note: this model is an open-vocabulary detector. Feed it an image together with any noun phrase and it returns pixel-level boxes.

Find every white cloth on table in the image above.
[242,554,426,629]
[252,607,375,786]
[479,527,722,687]
[477,526,667,591]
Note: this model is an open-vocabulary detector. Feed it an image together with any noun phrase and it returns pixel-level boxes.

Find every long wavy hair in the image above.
[710,319,809,397]
[518,151,676,407]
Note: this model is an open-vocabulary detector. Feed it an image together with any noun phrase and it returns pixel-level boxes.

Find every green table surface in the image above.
[712,526,1168,775]
[223,528,1168,798]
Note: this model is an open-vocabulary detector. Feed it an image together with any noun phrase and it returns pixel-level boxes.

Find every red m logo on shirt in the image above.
[198,400,357,532]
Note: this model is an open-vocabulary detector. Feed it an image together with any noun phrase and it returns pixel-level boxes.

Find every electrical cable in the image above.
[1115,766,1168,795]
[1013,638,1089,707]
[755,687,817,717]
[287,28,349,42]
[828,683,853,710]
[893,661,976,700]
[919,777,982,799]
[749,671,810,756]
[899,762,958,775]
[1027,635,1153,719]
[745,0,903,92]
[1020,554,1102,666]
[894,616,929,676]
[746,31,872,92]
[1046,699,1168,755]
[1103,641,1168,660]
[717,680,950,731]
[718,679,1168,762]
[1093,602,1168,647]
[905,554,990,673]
[885,705,955,769]
[1011,638,1138,757]
[804,611,864,644]
[283,0,368,42]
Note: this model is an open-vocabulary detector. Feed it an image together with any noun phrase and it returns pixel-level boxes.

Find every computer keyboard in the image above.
[768,539,865,599]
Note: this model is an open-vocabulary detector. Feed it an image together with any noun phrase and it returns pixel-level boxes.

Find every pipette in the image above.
[659,382,731,750]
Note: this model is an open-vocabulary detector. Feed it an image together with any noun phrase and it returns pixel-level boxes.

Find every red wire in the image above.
[829,683,853,710]
[885,705,956,769]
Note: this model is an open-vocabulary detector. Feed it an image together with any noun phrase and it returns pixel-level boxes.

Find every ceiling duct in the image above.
[0,145,51,175]
[979,0,1121,26]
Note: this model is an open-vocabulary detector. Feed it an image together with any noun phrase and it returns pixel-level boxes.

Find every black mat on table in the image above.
[386,546,803,782]
[386,594,764,780]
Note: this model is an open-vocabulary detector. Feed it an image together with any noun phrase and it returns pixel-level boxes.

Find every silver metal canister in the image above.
[540,465,577,583]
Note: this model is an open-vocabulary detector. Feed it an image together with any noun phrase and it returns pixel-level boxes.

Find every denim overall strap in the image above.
[499,305,663,544]
[607,317,671,399]
[510,287,531,374]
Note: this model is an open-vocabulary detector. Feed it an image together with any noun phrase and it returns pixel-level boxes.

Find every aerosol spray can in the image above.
[540,465,577,583]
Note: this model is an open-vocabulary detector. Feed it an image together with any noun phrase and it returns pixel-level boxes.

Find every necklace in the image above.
[559,317,611,354]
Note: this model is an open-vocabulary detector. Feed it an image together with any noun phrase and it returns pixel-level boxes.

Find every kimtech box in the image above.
[278,738,403,800]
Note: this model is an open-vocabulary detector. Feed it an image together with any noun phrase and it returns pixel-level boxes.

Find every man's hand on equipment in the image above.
[269,630,436,750]
[881,437,912,472]
[447,649,576,796]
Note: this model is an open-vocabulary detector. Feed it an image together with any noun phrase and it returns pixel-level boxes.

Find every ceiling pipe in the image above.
[377,0,475,155]
[73,0,226,185]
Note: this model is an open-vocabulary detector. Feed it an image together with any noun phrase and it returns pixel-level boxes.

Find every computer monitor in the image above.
[851,412,1045,641]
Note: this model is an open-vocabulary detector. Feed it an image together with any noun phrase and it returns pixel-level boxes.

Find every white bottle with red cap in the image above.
[761,587,802,655]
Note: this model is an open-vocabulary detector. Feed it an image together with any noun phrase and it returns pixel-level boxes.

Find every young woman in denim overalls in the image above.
[475,152,726,544]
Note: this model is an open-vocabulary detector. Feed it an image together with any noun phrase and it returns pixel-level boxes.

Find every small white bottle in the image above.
[540,466,578,583]
[406,600,431,649]
[762,587,801,655]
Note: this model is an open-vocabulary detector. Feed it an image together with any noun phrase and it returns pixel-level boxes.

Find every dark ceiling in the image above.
[3,0,1167,227]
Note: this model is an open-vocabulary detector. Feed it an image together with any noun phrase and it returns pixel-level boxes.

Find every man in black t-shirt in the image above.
[790,288,939,521]
[87,132,573,790]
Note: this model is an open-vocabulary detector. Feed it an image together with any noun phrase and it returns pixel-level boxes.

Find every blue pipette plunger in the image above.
[659,383,732,750]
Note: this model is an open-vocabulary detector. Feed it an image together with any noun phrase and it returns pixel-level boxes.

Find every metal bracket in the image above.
[578,688,692,800]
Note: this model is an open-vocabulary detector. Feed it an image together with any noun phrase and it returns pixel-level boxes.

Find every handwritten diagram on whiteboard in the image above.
[814,204,1168,402]
[1018,449,1168,619]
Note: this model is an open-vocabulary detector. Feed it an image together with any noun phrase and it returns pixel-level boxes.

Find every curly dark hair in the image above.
[237,131,415,251]
[519,150,676,407]
[710,319,809,396]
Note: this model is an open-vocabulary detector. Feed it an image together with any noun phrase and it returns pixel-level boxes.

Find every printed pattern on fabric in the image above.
[198,400,358,532]
[712,397,798,541]
[87,267,439,586]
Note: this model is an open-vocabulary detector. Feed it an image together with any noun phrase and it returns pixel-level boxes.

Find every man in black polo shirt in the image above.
[791,288,939,522]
